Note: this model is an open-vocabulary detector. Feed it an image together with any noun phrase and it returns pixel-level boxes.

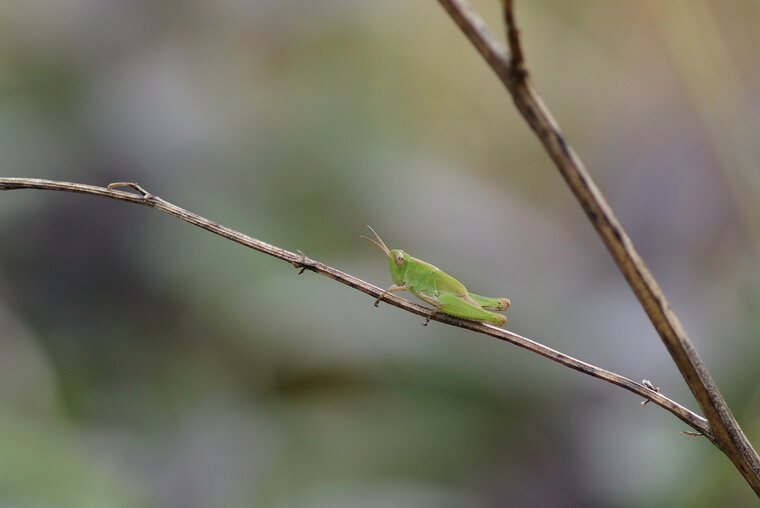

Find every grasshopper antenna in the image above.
[361,225,390,255]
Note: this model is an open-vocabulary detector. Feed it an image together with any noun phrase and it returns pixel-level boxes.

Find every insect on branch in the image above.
[0,177,711,441]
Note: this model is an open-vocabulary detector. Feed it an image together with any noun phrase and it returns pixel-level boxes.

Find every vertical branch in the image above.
[437,0,760,494]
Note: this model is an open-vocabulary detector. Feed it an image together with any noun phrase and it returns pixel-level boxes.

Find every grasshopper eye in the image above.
[394,252,405,266]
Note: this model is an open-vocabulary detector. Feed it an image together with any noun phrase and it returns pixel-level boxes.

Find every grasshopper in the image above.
[362,226,510,326]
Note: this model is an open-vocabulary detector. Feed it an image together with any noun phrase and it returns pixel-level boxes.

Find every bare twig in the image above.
[502,0,524,74]
[436,0,760,494]
[0,176,711,439]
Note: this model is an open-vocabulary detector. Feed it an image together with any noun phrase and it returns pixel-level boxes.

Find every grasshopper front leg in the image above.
[374,283,411,307]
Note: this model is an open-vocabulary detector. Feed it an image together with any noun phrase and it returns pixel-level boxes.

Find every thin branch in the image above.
[436,0,760,494]
[0,177,711,439]
[502,0,524,73]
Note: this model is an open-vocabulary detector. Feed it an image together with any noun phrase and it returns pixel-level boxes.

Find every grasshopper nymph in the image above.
[362,226,510,326]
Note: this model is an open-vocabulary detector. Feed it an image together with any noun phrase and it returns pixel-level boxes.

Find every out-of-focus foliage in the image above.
[1,1,759,506]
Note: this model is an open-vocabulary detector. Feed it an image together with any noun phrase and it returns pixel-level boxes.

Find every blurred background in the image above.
[1,0,760,506]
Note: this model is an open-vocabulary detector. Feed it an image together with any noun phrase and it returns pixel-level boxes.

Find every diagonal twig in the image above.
[436,0,760,494]
[0,176,711,439]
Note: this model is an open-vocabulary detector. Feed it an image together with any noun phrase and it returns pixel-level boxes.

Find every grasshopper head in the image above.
[361,226,409,285]
[387,249,409,267]
[387,249,410,285]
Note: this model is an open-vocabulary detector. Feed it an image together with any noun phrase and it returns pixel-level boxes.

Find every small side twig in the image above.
[107,181,154,199]
[640,379,661,406]
[293,250,310,274]
[502,0,525,77]
[0,176,711,439]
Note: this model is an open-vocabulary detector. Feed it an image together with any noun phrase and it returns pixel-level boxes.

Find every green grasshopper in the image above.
[362,226,510,326]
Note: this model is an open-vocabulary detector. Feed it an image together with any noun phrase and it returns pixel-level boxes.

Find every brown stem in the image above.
[0,176,711,439]
[437,0,760,494]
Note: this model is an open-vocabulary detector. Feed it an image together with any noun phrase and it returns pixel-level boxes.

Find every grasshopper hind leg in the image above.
[468,293,511,311]
[434,294,507,326]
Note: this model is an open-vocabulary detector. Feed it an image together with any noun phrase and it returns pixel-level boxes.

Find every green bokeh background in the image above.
[1,1,759,506]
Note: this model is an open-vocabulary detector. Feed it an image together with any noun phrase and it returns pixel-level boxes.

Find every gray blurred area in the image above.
[1,1,759,506]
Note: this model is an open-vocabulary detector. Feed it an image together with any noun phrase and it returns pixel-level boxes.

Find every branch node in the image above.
[640,379,661,406]
[107,182,154,200]
[293,249,310,274]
